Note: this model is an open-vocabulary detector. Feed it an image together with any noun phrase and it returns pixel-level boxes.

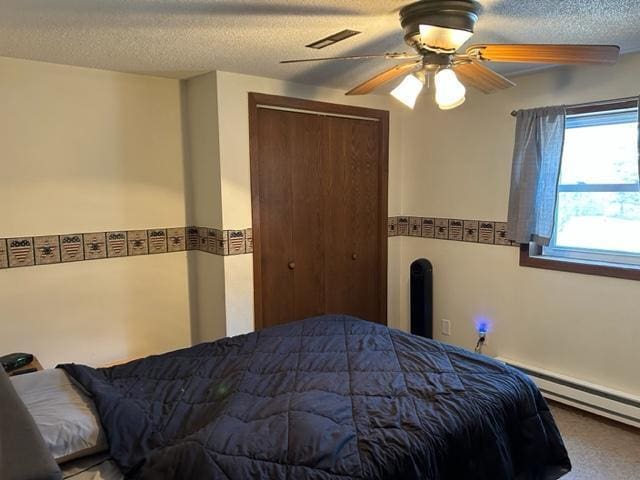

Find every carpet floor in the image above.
[549,401,640,479]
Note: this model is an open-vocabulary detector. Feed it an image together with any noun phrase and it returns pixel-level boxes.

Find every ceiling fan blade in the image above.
[346,61,422,96]
[281,53,419,64]
[454,60,515,94]
[466,44,620,65]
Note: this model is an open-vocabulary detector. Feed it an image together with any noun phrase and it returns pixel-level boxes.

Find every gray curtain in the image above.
[637,97,640,183]
[507,106,566,245]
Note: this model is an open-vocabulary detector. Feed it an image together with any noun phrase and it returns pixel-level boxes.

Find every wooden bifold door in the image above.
[249,93,388,329]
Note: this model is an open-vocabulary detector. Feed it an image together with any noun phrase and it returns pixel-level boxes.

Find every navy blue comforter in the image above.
[61,315,570,479]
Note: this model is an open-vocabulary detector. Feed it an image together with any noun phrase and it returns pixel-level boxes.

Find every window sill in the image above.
[519,244,640,281]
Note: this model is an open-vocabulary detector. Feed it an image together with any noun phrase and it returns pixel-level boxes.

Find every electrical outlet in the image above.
[475,330,487,354]
[441,319,451,336]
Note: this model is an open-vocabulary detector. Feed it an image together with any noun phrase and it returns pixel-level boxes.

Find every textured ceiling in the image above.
[2,0,640,92]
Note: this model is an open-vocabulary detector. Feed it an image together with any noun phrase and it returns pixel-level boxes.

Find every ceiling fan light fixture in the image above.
[282,0,620,109]
[434,68,466,110]
[400,0,480,51]
[419,24,473,52]
[391,73,424,109]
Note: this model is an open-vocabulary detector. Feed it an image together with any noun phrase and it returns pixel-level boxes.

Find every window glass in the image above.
[560,121,638,185]
[555,192,640,254]
[544,106,640,264]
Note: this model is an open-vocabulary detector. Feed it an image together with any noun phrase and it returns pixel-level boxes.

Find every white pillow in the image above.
[11,369,108,464]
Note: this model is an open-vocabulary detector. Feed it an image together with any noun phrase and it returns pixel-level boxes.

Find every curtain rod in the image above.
[510,95,638,117]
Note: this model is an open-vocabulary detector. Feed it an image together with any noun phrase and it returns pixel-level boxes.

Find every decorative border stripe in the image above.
[0,227,254,270]
[388,216,516,247]
[1,215,513,271]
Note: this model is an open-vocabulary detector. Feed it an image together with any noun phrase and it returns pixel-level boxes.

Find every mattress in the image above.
[60,315,571,479]
[61,453,123,480]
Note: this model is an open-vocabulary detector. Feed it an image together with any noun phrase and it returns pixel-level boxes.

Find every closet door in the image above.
[253,107,325,327]
[325,116,383,324]
[250,93,388,330]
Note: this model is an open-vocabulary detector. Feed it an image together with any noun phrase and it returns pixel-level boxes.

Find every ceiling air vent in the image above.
[306,30,361,49]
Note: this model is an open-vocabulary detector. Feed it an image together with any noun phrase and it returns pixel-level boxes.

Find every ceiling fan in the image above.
[281,0,620,110]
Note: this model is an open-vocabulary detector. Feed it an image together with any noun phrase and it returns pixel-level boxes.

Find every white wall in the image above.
[182,73,223,229]
[214,71,406,335]
[10,50,632,393]
[399,53,640,396]
[0,57,191,367]
[182,72,227,343]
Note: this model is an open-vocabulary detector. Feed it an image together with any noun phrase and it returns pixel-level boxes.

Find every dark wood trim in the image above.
[248,93,390,329]
[378,107,390,325]
[248,93,264,329]
[519,244,640,281]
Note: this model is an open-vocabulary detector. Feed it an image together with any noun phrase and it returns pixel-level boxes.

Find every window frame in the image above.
[520,244,640,281]
[520,99,640,281]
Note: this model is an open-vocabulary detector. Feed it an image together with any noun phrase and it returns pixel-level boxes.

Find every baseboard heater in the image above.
[496,357,640,429]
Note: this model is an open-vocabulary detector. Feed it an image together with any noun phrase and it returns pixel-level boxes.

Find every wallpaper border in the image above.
[0,227,254,270]
[1,216,515,270]
[387,216,517,247]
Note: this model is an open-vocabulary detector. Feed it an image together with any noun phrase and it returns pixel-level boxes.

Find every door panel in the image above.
[324,117,351,317]
[348,120,381,323]
[255,108,295,327]
[325,117,381,323]
[255,108,325,327]
[291,113,326,320]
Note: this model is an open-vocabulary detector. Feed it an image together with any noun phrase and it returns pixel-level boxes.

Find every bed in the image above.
[3,315,571,479]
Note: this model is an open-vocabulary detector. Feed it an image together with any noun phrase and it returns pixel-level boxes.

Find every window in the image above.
[521,100,640,280]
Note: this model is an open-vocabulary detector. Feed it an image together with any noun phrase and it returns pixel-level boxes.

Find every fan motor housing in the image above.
[400,0,481,50]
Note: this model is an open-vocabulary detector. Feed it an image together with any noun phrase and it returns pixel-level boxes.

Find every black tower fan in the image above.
[410,259,433,338]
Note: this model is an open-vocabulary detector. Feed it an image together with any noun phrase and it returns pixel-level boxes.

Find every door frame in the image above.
[248,92,389,329]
